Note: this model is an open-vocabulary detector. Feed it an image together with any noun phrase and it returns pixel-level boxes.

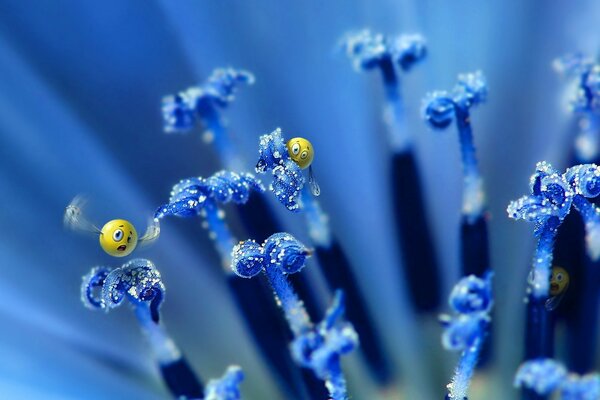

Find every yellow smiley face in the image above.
[287,137,314,170]
[99,219,138,257]
[550,266,569,296]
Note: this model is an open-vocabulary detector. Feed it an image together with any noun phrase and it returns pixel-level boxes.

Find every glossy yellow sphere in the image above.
[99,219,138,257]
[550,266,569,296]
[287,137,314,170]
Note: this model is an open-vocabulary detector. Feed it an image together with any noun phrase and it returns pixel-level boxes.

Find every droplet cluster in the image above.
[81,258,165,317]
[255,128,305,212]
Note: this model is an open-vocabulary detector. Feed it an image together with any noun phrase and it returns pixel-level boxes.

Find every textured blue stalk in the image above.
[200,105,243,172]
[203,201,237,267]
[264,261,312,336]
[524,219,559,381]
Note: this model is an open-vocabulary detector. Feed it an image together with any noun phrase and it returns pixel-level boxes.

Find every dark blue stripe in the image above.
[391,151,441,311]
[159,357,204,399]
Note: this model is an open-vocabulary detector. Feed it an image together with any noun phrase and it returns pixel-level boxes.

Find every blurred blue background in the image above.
[0,1,598,398]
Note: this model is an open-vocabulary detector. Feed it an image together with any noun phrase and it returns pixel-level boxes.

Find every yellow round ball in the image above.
[99,219,138,257]
[550,266,569,296]
[287,137,314,170]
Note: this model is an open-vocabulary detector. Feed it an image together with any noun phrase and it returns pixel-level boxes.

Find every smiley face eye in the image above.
[301,150,308,159]
[292,143,300,155]
[113,229,124,241]
[127,234,132,243]
[556,273,563,281]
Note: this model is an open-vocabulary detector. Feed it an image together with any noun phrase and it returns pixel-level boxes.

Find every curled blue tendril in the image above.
[162,68,255,133]
[154,171,264,220]
[231,233,357,399]
[81,259,165,323]
[515,358,600,399]
[204,366,244,400]
[440,272,493,400]
[507,161,573,224]
[422,71,487,130]
[255,128,305,212]
[81,266,110,310]
[565,163,600,198]
[341,29,427,72]
[231,233,310,278]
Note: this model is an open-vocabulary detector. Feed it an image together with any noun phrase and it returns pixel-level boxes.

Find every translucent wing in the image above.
[139,218,160,246]
[545,293,566,311]
[308,166,321,197]
[64,195,100,234]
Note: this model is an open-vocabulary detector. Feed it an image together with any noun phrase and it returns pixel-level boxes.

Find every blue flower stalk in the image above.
[342,30,441,312]
[508,162,573,374]
[81,258,244,399]
[554,53,600,164]
[231,233,359,400]
[423,71,490,279]
[508,162,600,396]
[162,67,254,172]
[515,358,600,399]
[440,272,493,400]
[154,170,322,400]
[256,127,394,387]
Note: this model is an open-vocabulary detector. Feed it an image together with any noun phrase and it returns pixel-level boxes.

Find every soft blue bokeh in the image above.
[0,1,599,399]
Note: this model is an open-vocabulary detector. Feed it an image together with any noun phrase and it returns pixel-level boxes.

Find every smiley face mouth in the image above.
[117,245,127,252]
[550,283,559,292]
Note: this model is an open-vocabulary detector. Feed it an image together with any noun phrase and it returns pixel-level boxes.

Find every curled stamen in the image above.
[232,233,358,399]
[440,273,493,400]
[162,68,254,134]
[162,68,254,171]
[81,259,208,399]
